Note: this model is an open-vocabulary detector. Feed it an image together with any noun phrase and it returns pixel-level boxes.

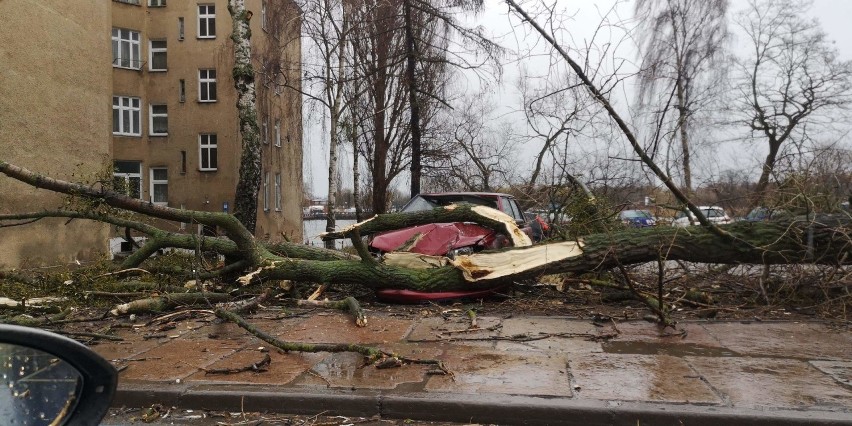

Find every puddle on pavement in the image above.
[602,341,738,357]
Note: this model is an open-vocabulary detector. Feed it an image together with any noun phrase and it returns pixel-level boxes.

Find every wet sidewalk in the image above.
[91,311,852,425]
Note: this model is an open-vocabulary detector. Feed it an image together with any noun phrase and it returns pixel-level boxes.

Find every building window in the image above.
[274,119,281,147]
[178,17,185,40]
[149,40,167,71]
[149,104,168,136]
[113,161,142,199]
[262,116,269,144]
[198,4,216,38]
[114,0,141,5]
[180,150,187,174]
[179,79,186,102]
[111,28,140,69]
[261,1,268,31]
[198,69,217,102]
[199,134,218,171]
[150,168,168,205]
[113,96,141,136]
[274,173,282,211]
[148,0,166,7]
[263,172,270,211]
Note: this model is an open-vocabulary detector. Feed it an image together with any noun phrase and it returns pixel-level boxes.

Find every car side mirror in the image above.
[0,324,117,426]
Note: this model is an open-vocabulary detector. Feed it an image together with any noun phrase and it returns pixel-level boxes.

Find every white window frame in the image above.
[262,1,268,31]
[198,69,217,102]
[113,161,142,199]
[197,4,216,39]
[148,39,167,71]
[148,0,166,7]
[178,17,185,41]
[149,104,168,136]
[274,119,281,147]
[199,134,218,171]
[274,173,282,211]
[262,117,269,144]
[263,172,270,211]
[111,28,141,69]
[149,167,168,206]
[113,96,141,136]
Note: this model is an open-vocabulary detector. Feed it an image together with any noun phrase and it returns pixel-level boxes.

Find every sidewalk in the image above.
[90,311,852,425]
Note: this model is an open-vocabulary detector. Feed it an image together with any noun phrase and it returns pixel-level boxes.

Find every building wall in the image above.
[0,0,112,268]
[254,0,304,241]
[111,0,303,241]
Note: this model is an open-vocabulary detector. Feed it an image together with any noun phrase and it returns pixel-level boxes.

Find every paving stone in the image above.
[118,338,242,382]
[810,360,852,390]
[425,346,572,397]
[494,317,603,353]
[688,356,852,410]
[89,330,165,363]
[570,353,720,404]
[702,322,852,359]
[289,351,432,390]
[184,347,323,385]
[599,321,734,357]
[406,316,502,348]
[276,313,413,345]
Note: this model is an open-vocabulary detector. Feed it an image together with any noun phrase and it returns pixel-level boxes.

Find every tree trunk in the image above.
[752,140,782,208]
[404,0,422,198]
[325,127,339,249]
[3,161,851,297]
[229,0,262,234]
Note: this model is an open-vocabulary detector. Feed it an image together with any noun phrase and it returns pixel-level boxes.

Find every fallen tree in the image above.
[2,160,851,295]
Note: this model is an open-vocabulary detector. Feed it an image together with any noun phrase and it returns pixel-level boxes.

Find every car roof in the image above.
[418,192,513,198]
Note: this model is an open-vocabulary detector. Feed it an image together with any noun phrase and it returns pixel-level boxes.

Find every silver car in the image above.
[672,206,731,227]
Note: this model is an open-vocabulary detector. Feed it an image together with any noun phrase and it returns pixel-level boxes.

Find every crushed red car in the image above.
[369,192,531,258]
[369,192,534,303]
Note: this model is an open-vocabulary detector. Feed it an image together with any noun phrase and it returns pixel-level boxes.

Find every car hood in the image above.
[370,222,494,256]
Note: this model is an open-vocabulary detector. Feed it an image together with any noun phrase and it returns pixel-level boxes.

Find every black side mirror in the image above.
[0,324,117,426]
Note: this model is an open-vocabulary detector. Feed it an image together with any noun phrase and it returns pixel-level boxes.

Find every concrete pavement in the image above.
[90,311,852,425]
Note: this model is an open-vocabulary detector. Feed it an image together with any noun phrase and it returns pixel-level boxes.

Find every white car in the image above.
[672,206,731,227]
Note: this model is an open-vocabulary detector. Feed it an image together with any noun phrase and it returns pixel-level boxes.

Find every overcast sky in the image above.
[302,0,852,199]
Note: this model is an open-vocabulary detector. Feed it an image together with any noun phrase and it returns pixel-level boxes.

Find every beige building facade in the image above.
[0,0,303,267]
[0,1,113,267]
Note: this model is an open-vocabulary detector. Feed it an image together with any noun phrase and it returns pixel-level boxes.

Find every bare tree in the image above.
[298,0,355,247]
[424,94,511,192]
[401,0,503,197]
[634,0,729,196]
[734,0,852,207]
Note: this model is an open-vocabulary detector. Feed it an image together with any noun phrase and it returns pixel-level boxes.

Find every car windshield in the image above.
[622,210,652,219]
[401,194,498,213]
[704,208,725,218]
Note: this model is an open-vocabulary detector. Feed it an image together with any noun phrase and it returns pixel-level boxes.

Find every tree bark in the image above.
[404,0,422,198]
[2,161,851,297]
[229,0,262,234]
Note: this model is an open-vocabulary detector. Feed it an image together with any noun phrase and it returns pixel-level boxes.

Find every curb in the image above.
[113,385,852,426]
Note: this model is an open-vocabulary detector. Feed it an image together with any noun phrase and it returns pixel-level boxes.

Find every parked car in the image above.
[619,209,656,228]
[369,192,530,258]
[745,207,790,222]
[671,206,731,227]
[524,211,551,242]
[369,192,531,303]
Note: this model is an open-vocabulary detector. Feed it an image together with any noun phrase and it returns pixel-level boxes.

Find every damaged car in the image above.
[369,192,531,303]
[369,192,531,258]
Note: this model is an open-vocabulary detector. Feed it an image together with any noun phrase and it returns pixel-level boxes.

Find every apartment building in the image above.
[0,1,113,268]
[0,0,303,268]
[110,0,303,243]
